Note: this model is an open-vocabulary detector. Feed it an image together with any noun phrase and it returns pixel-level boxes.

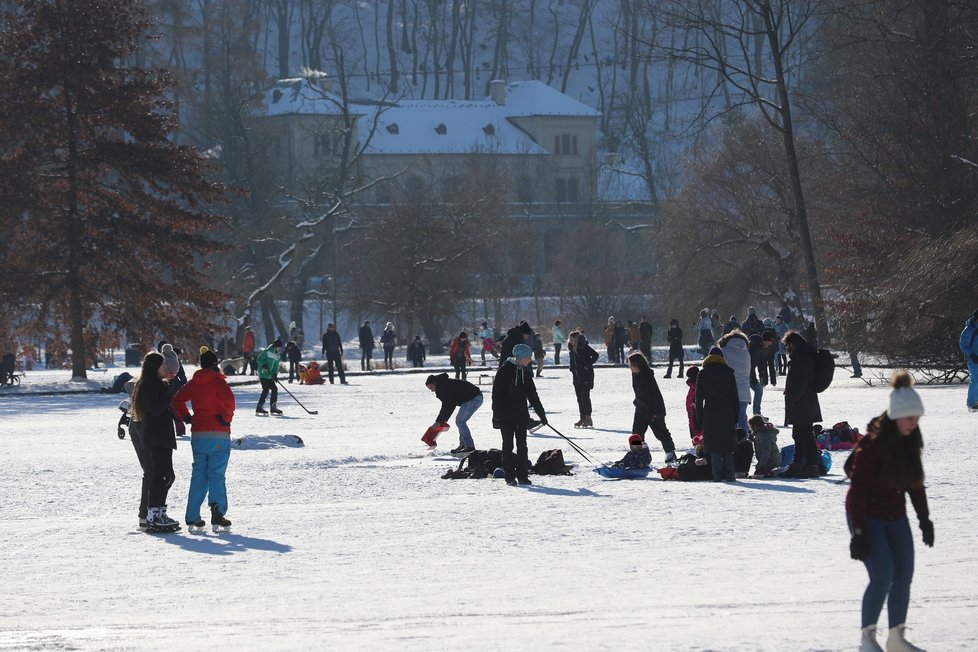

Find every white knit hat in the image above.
[160,343,180,376]
[888,370,924,420]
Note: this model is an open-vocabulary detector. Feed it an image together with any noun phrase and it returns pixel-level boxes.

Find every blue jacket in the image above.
[960,318,978,359]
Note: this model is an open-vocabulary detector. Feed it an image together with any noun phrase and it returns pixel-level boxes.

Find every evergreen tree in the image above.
[0,0,228,378]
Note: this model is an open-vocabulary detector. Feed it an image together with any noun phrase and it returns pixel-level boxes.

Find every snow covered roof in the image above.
[363,99,547,155]
[502,80,602,118]
[254,77,600,156]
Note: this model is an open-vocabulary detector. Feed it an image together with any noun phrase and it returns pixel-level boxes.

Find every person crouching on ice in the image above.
[492,344,547,486]
[425,372,483,456]
[613,434,651,470]
[171,347,235,532]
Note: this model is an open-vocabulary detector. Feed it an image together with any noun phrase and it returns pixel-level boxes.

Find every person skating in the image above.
[664,319,684,378]
[847,370,933,652]
[130,351,180,532]
[533,331,546,377]
[498,321,532,366]
[171,347,235,532]
[425,373,483,455]
[256,339,284,415]
[380,322,397,370]
[695,309,714,357]
[359,320,375,370]
[407,335,426,368]
[479,321,497,365]
[159,341,188,436]
[449,331,473,380]
[241,326,256,375]
[627,351,677,464]
[568,330,599,428]
[959,309,978,412]
[491,344,547,485]
[781,330,822,478]
[639,315,654,361]
[613,320,627,365]
[321,323,348,384]
[694,347,740,482]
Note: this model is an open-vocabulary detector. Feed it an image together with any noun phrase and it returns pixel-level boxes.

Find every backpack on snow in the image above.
[812,348,835,393]
[441,449,503,479]
[532,449,573,475]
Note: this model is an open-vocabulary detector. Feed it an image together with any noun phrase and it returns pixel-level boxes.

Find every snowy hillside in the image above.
[1,363,976,650]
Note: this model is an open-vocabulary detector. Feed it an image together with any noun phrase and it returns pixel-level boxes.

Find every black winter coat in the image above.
[358,325,374,349]
[498,327,524,365]
[639,321,653,346]
[569,342,599,388]
[322,330,343,354]
[667,326,684,353]
[632,367,666,418]
[491,362,545,428]
[694,359,739,454]
[431,373,482,423]
[284,342,301,362]
[134,377,177,450]
[407,340,426,363]
[784,342,822,424]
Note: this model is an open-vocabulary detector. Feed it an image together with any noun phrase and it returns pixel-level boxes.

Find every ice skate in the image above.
[210,503,232,533]
[270,404,283,416]
[187,517,207,533]
[255,406,268,416]
[145,506,180,534]
[579,416,593,428]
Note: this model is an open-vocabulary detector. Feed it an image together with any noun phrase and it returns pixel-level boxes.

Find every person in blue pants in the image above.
[846,370,933,652]
[959,309,978,412]
[171,347,235,530]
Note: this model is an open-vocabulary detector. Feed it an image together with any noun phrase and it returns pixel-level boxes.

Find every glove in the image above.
[850,533,869,561]
[920,519,934,547]
[182,414,193,424]
[970,352,978,364]
[538,415,548,426]
[217,415,230,427]
[492,417,502,430]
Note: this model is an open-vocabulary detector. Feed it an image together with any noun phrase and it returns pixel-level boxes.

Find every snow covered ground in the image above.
[1,360,977,651]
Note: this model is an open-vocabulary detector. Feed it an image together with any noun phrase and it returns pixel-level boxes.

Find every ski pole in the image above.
[274,378,319,415]
[544,423,608,469]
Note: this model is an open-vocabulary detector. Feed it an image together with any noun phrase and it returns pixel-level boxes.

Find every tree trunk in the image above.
[420,313,444,354]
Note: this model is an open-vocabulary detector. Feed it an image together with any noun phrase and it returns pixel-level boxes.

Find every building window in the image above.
[561,134,571,155]
[554,133,578,155]
[556,177,579,203]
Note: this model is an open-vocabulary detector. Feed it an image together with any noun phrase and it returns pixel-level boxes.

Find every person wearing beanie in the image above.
[129,351,180,532]
[171,346,236,531]
[781,330,823,478]
[498,321,533,368]
[158,341,188,435]
[627,351,677,464]
[567,331,599,428]
[284,340,302,383]
[846,370,932,652]
[492,343,547,485]
[694,345,739,481]
[742,306,763,337]
[424,372,483,454]
[255,339,284,415]
[685,365,702,442]
[612,434,651,470]
[959,309,978,411]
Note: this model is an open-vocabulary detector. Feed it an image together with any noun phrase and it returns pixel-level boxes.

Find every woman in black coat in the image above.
[694,347,740,481]
[568,331,599,428]
[627,351,677,463]
[130,351,179,531]
[782,330,823,478]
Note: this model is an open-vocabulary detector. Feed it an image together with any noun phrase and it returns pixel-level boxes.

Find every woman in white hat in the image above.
[846,370,933,652]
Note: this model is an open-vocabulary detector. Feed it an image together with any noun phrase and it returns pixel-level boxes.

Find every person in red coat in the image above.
[171,347,236,530]
[846,370,932,652]
[685,365,702,443]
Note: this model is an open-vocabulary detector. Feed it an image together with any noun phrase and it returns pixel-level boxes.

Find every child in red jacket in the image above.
[685,365,702,443]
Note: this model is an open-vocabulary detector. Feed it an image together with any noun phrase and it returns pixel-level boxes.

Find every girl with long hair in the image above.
[846,370,933,652]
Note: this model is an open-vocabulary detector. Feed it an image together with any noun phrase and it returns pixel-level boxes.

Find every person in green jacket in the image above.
[256,338,283,415]
[552,319,565,365]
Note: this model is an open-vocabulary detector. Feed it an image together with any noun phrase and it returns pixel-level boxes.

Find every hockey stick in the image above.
[274,378,319,415]
[544,423,609,470]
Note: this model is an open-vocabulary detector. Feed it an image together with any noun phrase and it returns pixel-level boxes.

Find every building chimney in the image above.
[489,80,506,106]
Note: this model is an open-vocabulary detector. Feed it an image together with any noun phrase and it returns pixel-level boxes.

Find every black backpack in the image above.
[812,348,835,393]
[441,449,503,479]
[532,449,572,475]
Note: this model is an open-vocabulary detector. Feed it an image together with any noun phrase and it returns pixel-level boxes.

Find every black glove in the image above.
[850,533,869,561]
[217,415,230,427]
[970,352,978,364]
[182,414,193,424]
[538,415,548,426]
[920,519,934,547]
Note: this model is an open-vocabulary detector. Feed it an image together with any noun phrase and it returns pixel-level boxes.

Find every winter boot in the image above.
[581,416,593,428]
[885,625,924,652]
[145,506,179,533]
[210,503,232,532]
[157,505,179,529]
[574,416,584,428]
[859,626,884,652]
[270,403,283,416]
